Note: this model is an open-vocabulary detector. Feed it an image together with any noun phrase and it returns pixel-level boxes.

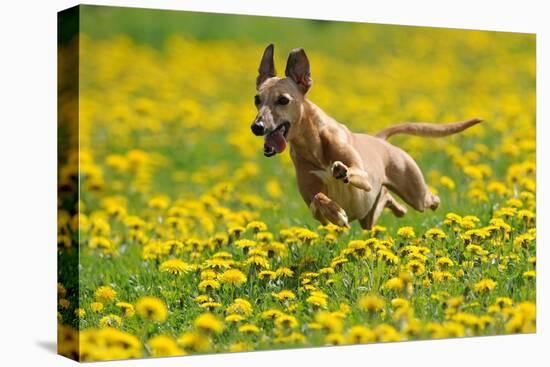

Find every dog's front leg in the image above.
[291,151,350,227]
[323,135,372,192]
[310,192,350,228]
[331,161,372,192]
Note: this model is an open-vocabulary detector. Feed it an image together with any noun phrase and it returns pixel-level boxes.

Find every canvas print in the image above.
[57,5,536,362]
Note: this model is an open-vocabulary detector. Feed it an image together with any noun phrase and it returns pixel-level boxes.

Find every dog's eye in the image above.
[254,95,261,106]
[277,96,289,105]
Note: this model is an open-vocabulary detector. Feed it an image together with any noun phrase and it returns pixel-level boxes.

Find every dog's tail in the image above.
[375,118,483,141]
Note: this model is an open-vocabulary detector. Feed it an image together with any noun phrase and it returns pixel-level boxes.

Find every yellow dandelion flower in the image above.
[198,279,221,292]
[439,176,456,190]
[91,302,104,313]
[228,226,246,237]
[225,314,246,324]
[219,269,247,286]
[247,221,267,232]
[296,228,319,242]
[425,227,447,240]
[383,277,405,291]
[274,314,299,329]
[228,342,252,352]
[374,324,402,342]
[57,283,67,298]
[433,271,455,282]
[200,269,217,280]
[115,302,135,317]
[494,206,517,219]
[239,323,260,334]
[474,279,497,294]
[95,286,117,303]
[234,239,257,251]
[59,298,70,309]
[194,313,225,334]
[159,258,192,275]
[200,302,222,311]
[226,298,253,316]
[99,314,122,328]
[148,195,170,210]
[247,254,270,268]
[194,295,213,304]
[177,331,210,353]
[465,244,488,256]
[513,233,535,249]
[135,296,168,322]
[258,270,276,280]
[331,256,349,269]
[397,226,416,238]
[306,295,328,308]
[369,225,387,237]
[148,335,185,357]
[444,213,462,226]
[275,267,294,278]
[261,309,283,320]
[436,256,455,269]
[315,311,344,333]
[378,250,399,265]
[255,231,274,242]
[358,294,385,312]
[487,181,509,196]
[276,290,296,302]
[406,260,426,275]
[347,325,375,344]
[325,332,346,345]
[391,298,410,309]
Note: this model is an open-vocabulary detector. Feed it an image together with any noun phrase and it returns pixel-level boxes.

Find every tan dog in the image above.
[251,44,482,229]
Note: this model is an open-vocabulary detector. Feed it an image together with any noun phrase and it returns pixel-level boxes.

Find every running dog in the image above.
[251,44,482,229]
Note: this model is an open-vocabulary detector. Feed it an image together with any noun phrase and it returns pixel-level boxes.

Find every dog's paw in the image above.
[325,200,350,228]
[331,161,349,183]
[429,194,440,211]
[335,207,350,228]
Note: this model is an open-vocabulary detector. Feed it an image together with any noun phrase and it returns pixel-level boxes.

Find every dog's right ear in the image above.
[285,48,312,94]
[256,44,276,90]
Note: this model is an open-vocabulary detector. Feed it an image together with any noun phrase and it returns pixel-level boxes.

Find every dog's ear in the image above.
[257,44,276,90]
[285,48,312,94]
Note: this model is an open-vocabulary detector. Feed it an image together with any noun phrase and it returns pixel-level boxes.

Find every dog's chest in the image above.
[311,169,375,221]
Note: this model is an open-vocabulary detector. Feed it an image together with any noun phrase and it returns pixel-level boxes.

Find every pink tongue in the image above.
[265,131,287,153]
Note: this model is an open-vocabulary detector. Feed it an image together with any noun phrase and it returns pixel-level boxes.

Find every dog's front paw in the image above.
[331,161,349,183]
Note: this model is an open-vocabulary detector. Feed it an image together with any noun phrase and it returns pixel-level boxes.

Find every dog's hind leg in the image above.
[359,187,407,229]
[386,192,408,217]
[385,148,440,212]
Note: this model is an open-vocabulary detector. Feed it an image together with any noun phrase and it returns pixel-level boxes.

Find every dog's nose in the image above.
[251,121,265,136]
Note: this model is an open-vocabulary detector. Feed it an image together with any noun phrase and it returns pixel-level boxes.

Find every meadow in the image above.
[57,7,535,361]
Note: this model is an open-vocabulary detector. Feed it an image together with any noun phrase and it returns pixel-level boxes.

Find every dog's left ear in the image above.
[285,48,312,94]
[257,44,276,90]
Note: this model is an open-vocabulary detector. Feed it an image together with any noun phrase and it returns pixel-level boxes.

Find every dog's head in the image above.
[251,44,312,157]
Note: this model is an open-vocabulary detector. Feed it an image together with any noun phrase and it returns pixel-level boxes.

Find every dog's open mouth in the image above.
[264,121,290,157]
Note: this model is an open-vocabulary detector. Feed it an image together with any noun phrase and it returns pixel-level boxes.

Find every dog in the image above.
[251,44,482,229]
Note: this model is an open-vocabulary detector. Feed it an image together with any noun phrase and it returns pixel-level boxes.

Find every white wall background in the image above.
[0,1,547,366]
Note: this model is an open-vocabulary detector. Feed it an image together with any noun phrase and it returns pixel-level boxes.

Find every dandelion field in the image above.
[57,6,536,362]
